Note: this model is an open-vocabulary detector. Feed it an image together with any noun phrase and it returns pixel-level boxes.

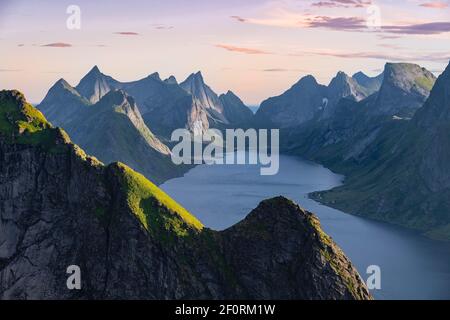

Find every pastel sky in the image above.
[1,0,449,105]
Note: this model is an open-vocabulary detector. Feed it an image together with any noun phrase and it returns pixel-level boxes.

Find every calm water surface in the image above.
[161,152,450,300]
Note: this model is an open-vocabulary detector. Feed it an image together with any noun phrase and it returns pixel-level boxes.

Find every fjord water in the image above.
[161,152,450,300]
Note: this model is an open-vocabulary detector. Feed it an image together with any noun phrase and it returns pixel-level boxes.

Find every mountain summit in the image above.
[75,65,119,103]
[255,75,327,128]
[372,63,436,118]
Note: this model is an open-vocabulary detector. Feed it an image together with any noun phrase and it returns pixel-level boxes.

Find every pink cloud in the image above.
[420,2,449,9]
[215,44,272,55]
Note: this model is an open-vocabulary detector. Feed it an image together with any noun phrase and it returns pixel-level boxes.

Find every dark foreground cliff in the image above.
[0,90,371,300]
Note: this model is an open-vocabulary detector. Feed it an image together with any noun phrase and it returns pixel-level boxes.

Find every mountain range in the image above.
[38,66,254,184]
[270,61,450,240]
[36,61,450,241]
[254,69,384,128]
[0,90,370,299]
[311,62,450,240]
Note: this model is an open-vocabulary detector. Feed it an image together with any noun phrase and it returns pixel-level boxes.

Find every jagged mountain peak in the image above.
[54,78,72,88]
[180,71,225,116]
[182,71,205,86]
[328,72,362,96]
[164,75,178,85]
[76,66,119,104]
[294,74,319,87]
[352,71,367,79]
[88,65,101,75]
[352,70,384,96]
[329,71,353,86]
[334,71,350,79]
[147,72,161,81]
[223,90,238,98]
[47,78,82,97]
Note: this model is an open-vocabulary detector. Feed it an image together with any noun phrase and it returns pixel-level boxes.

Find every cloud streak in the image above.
[215,44,272,55]
[150,24,174,30]
[420,2,449,9]
[41,42,72,48]
[114,32,140,36]
[297,49,450,63]
[0,68,21,72]
[311,0,372,8]
[230,15,247,23]
[306,16,450,35]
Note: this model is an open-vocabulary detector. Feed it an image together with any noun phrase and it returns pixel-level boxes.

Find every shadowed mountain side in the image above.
[39,84,185,185]
[309,62,450,240]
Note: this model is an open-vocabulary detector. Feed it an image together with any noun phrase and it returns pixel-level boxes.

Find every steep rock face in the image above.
[371,63,435,118]
[75,66,119,104]
[0,90,371,300]
[322,71,368,119]
[219,90,254,125]
[179,72,254,132]
[39,84,182,185]
[313,62,450,240]
[60,90,183,184]
[178,71,227,134]
[38,79,89,126]
[255,75,328,128]
[352,71,384,96]
[180,72,225,116]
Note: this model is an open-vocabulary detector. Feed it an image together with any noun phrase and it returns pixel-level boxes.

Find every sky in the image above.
[0,0,449,105]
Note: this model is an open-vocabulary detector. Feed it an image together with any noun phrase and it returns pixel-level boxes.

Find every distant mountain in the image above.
[311,62,450,240]
[352,71,384,96]
[61,67,253,138]
[0,90,371,299]
[370,63,435,118]
[179,72,254,132]
[61,90,184,184]
[180,72,227,121]
[323,71,368,119]
[255,75,327,128]
[219,90,254,124]
[75,65,119,104]
[255,71,374,128]
[284,62,436,164]
[38,78,89,126]
[164,75,178,85]
[39,80,183,184]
